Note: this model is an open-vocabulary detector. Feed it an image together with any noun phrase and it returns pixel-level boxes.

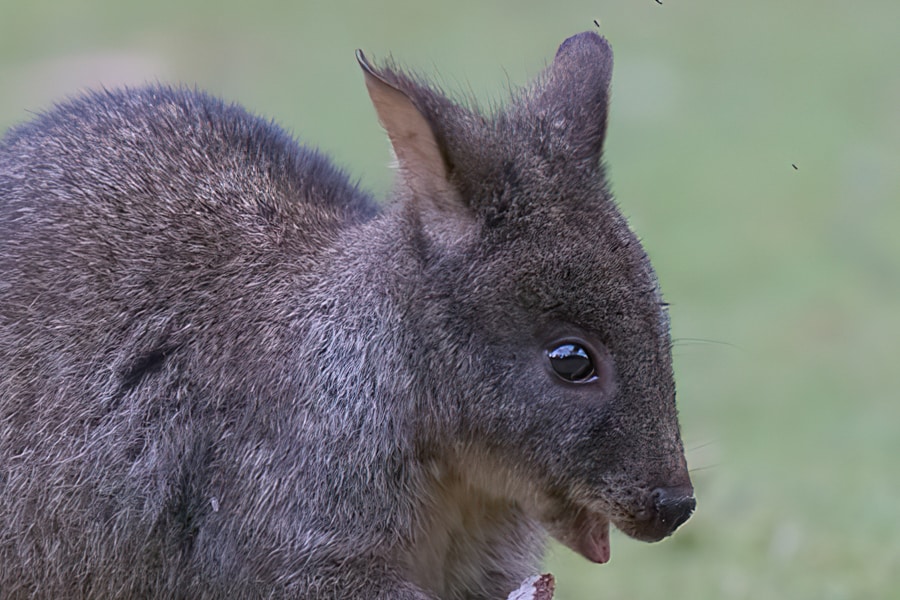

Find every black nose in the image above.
[651,486,696,535]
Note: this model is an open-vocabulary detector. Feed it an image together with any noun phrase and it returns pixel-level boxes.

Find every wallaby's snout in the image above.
[631,485,696,542]
[652,485,696,536]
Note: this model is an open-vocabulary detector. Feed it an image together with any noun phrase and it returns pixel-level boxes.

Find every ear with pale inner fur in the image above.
[356,50,470,238]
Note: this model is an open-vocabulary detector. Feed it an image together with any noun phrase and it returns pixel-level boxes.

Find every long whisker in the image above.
[687,440,718,452]
[689,464,719,473]
[672,337,740,349]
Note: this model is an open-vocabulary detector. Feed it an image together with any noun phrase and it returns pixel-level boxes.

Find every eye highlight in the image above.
[547,342,597,383]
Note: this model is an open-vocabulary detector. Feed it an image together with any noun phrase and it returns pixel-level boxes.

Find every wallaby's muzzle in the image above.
[547,480,695,564]
[629,485,696,542]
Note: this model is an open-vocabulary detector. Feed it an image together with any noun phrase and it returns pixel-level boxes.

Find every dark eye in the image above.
[547,343,597,383]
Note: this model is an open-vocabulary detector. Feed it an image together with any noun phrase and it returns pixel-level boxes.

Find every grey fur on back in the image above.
[0,33,693,599]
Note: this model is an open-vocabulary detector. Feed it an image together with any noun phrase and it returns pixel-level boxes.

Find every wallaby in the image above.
[0,32,694,599]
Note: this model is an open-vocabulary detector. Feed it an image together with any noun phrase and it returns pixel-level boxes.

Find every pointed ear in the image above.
[530,32,614,164]
[356,50,462,215]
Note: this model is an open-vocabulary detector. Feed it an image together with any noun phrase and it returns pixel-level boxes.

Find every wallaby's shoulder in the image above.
[0,85,378,235]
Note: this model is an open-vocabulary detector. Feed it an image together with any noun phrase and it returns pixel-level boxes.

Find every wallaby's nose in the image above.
[630,485,696,541]
[650,486,696,536]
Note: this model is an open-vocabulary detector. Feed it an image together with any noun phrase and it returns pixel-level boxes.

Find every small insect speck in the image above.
[210,497,220,512]
[593,19,600,28]
[792,164,798,170]
[655,0,663,4]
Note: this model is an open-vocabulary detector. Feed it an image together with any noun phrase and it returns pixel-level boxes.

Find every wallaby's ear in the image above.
[529,32,614,165]
[356,50,465,224]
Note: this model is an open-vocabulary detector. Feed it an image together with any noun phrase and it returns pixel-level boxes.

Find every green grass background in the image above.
[2,1,898,598]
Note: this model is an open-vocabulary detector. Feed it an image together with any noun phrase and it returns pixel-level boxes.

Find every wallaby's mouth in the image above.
[545,506,611,564]
[545,485,696,564]
[563,509,611,564]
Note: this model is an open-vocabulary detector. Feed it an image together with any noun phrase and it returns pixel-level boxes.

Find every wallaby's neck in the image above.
[321,211,548,596]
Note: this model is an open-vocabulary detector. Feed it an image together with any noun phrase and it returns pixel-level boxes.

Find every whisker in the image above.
[672,337,742,350]
[689,464,719,473]
[687,439,718,452]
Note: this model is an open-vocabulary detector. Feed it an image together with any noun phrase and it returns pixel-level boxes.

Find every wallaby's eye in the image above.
[547,343,597,383]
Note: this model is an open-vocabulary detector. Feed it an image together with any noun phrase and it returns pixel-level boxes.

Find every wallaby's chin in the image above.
[543,504,612,564]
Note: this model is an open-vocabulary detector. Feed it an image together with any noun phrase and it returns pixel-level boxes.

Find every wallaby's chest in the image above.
[404,470,544,600]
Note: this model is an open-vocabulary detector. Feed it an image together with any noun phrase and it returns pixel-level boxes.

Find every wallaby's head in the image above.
[359,32,693,563]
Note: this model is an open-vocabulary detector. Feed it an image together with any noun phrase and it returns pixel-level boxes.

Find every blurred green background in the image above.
[2,0,898,598]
